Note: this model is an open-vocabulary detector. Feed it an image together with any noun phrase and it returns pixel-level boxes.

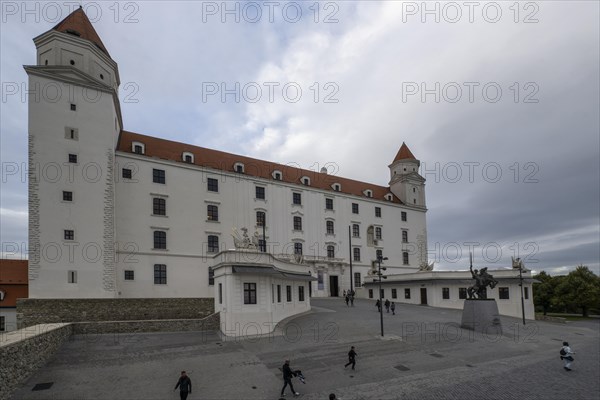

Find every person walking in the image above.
[390,302,396,315]
[384,299,390,313]
[344,346,357,370]
[561,341,575,371]
[174,371,192,400]
[375,299,381,312]
[281,360,300,397]
[345,293,350,307]
[349,290,355,307]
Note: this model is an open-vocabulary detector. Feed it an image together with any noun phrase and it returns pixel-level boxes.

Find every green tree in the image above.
[533,271,556,315]
[555,265,600,317]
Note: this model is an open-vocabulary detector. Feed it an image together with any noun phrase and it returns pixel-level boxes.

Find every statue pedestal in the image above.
[461,300,502,335]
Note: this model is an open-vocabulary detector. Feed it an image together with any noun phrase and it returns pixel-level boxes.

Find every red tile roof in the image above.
[0,260,28,284]
[52,7,110,57]
[117,130,402,203]
[393,142,417,162]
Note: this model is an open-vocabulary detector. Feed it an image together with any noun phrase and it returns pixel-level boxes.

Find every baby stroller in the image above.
[293,370,306,384]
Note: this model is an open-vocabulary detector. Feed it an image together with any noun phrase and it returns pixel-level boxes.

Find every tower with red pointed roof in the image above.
[388,143,426,208]
[25,7,121,298]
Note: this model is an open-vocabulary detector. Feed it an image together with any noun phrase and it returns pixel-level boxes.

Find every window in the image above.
[499,287,510,299]
[208,267,214,285]
[256,211,266,227]
[274,171,282,180]
[256,186,265,199]
[153,198,166,216]
[294,242,303,255]
[183,153,194,163]
[327,245,335,259]
[402,231,408,243]
[298,286,305,301]
[62,191,73,201]
[352,224,359,238]
[68,270,77,283]
[207,178,218,192]
[244,282,257,303]
[392,288,397,299]
[153,169,165,184]
[122,168,132,179]
[380,289,385,298]
[369,289,374,298]
[134,145,143,154]
[333,183,341,192]
[524,287,529,300]
[325,198,334,210]
[64,230,74,240]
[301,177,310,185]
[354,272,361,287]
[352,203,359,214]
[70,103,76,111]
[403,252,409,265]
[153,231,167,249]
[353,248,361,261]
[405,288,411,299]
[401,212,407,222]
[459,288,467,299]
[375,207,381,217]
[0,316,4,332]
[124,270,134,280]
[286,285,292,302]
[365,190,373,198]
[65,127,78,140]
[293,192,302,205]
[154,264,167,284]
[207,205,219,221]
[326,220,334,235]
[293,216,302,231]
[208,235,219,253]
[442,287,450,300]
[219,283,223,304]
[277,285,282,302]
[68,154,77,163]
[375,227,382,240]
[234,162,244,173]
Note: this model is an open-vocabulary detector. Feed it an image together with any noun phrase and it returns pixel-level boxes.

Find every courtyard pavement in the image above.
[11,298,600,400]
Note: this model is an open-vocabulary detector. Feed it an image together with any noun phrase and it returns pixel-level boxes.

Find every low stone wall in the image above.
[72,312,220,334]
[0,323,72,400]
[535,314,567,323]
[17,298,214,328]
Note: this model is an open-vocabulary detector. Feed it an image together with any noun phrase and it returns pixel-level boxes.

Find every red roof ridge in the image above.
[52,7,110,57]
[393,142,417,162]
[117,130,399,202]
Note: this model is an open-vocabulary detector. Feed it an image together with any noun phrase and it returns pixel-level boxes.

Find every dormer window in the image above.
[331,183,341,192]
[272,170,282,181]
[65,29,81,37]
[363,189,373,198]
[234,162,245,173]
[301,176,311,186]
[385,193,394,201]
[132,141,145,155]
[182,152,194,163]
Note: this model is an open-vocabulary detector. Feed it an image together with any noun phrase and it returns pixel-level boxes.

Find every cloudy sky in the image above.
[1,1,598,275]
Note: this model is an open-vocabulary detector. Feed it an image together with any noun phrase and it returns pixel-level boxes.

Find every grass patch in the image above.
[539,313,598,321]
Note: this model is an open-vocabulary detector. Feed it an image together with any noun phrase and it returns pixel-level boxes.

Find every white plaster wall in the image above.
[28,73,119,298]
[0,309,17,332]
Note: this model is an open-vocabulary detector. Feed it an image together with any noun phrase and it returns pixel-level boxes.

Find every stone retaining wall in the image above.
[72,312,220,334]
[17,298,214,328]
[0,323,72,400]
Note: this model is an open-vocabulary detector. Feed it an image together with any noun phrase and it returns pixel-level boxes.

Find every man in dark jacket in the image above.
[174,371,192,400]
[344,346,357,370]
[281,360,300,397]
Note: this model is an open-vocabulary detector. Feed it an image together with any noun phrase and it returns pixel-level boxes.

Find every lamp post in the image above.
[377,255,388,337]
[518,260,526,325]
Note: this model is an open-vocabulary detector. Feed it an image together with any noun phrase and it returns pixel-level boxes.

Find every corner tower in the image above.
[388,143,426,208]
[25,8,122,298]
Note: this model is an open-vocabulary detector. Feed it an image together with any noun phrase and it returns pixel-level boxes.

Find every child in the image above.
[560,342,575,371]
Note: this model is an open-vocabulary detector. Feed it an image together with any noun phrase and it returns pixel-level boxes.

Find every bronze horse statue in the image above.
[467,266,498,299]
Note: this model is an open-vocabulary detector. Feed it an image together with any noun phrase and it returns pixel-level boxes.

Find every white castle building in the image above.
[24,9,534,322]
